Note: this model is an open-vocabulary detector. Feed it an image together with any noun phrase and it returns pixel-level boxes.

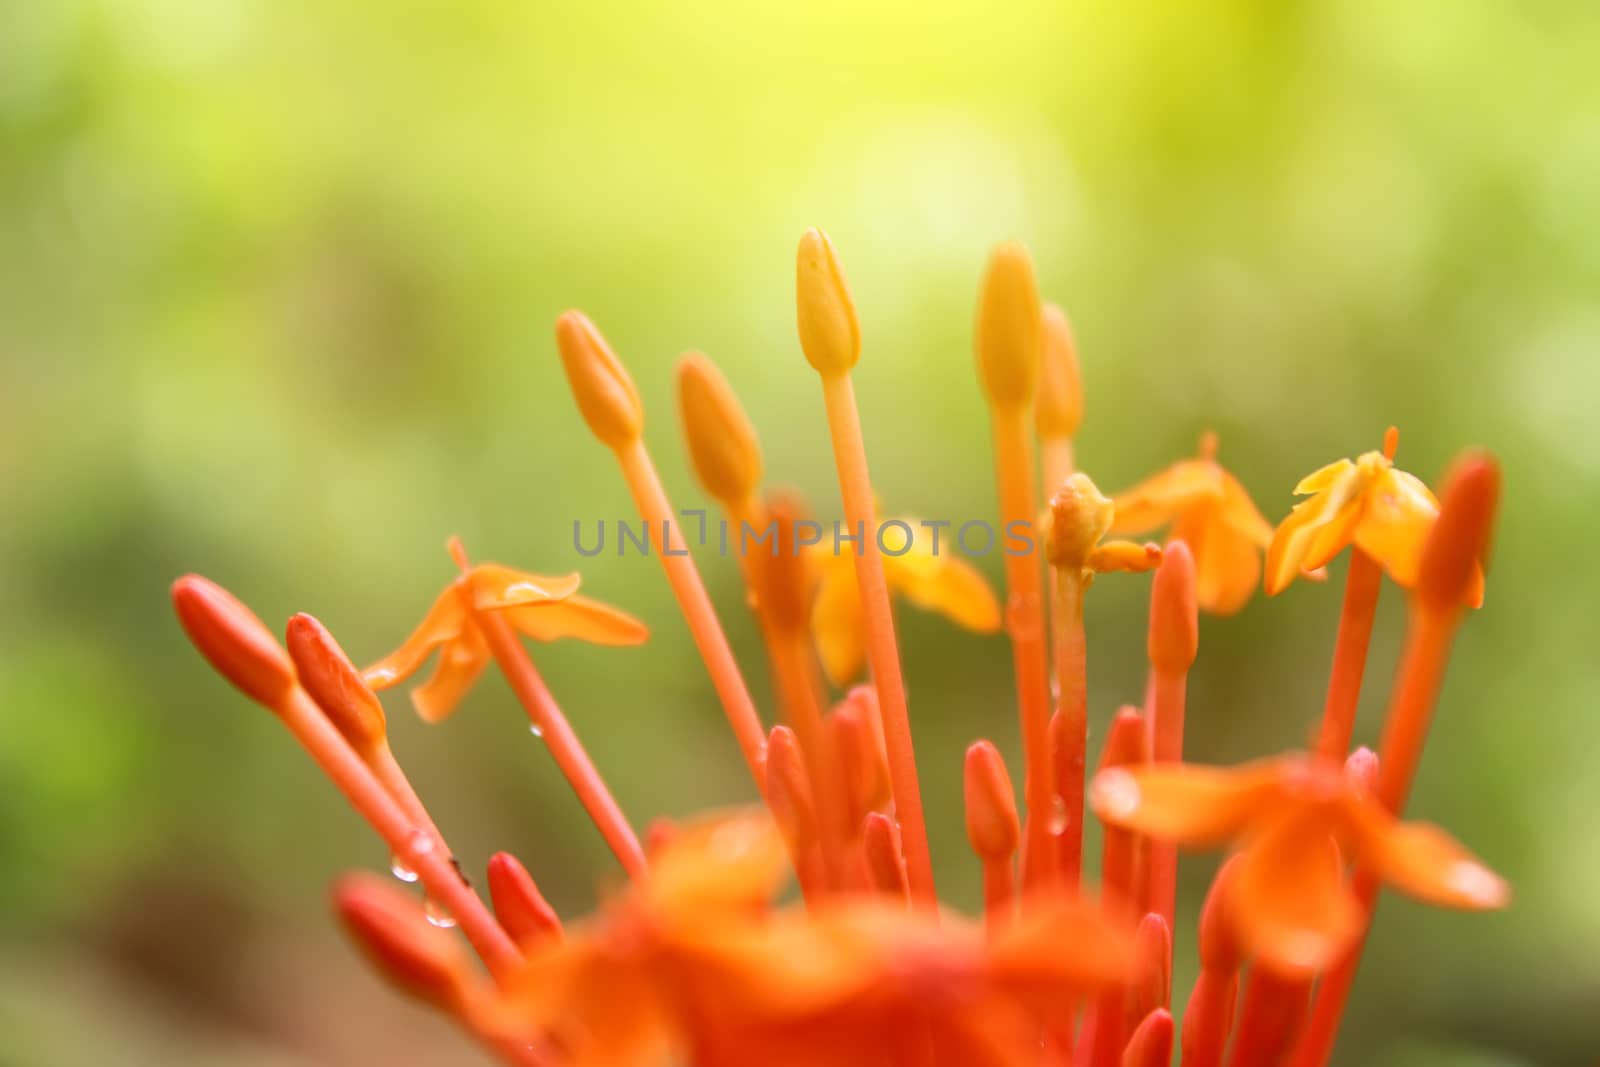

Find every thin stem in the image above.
[474,610,649,880]
[617,440,768,786]
[1180,970,1238,1067]
[1313,549,1383,761]
[992,405,1056,888]
[773,629,852,889]
[1225,971,1309,1067]
[1146,665,1187,933]
[981,855,1016,933]
[1050,568,1087,888]
[818,371,935,904]
[277,686,523,983]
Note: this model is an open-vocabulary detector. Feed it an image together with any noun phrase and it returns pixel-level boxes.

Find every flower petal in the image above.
[884,530,1002,633]
[501,595,649,646]
[1108,460,1224,535]
[1264,462,1365,595]
[1342,796,1510,910]
[362,586,467,690]
[1174,510,1260,616]
[811,557,867,687]
[1352,467,1436,590]
[1216,468,1275,548]
[410,624,489,723]
[1090,759,1292,846]
[468,564,583,611]
[1230,810,1363,978]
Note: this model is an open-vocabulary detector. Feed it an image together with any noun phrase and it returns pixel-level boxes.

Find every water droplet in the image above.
[1047,795,1070,835]
[389,853,418,884]
[424,896,457,929]
[528,723,544,738]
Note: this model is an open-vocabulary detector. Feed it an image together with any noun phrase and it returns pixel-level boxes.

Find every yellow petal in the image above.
[1293,458,1355,496]
[1230,809,1363,978]
[811,556,868,687]
[1216,468,1275,548]
[1264,462,1366,595]
[410,624,490,723]
[468,564,583,611]
[883,525,1001,633]
[1351,466,1437,589]
[1090,759,1292,846]
[1108,460,1223,536]
[501,594,649,646]
[363,586,467,690]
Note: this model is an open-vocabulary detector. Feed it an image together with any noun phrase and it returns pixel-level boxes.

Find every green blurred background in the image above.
[3,1,1598,1064]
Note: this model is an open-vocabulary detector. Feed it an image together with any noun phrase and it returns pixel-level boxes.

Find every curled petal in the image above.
[1087,540,1163,575]
[1230,811,1363,978]
[1091,759,1292,847]
[410,625,490,723]
[1293,458,1356,496]
[468,564,582,611]
[1342,798,1509,910]
[1108,460,1223,536]
[1264,462,1366,595]
[1174,510,1262,617]
[811,558,867,687]
[363,586,467,690]
[501,595,649,646]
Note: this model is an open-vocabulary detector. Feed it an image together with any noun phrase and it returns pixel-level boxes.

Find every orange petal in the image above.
[363,585,467,690]
[467,564,582,611]
[1229,810,1363,977]
[1090,759,1291,847]
[1351,466,1436,589]
[500,594,649,646]
[811,557,867,687]
[645,812,791,922]
[1264,462,1364,595]
[1342,796,1509,910]
[1216,468,1275,548]
[1108,460,1223,536]
[410,625,489,723]
[987,893,1135,1001]
[1179,510,1261,617]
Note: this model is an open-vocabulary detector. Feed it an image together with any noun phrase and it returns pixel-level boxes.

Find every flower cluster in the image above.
[174,230,1505,1067]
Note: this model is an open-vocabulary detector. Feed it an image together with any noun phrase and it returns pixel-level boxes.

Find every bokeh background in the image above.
[4,1,1599,1064]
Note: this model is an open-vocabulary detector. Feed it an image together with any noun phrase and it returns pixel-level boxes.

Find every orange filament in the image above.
[1048,557,1087,888]
[616,439,769,784]
[817,370,936,903]
[1145,541,1197,932]
[1312,548,1382,760]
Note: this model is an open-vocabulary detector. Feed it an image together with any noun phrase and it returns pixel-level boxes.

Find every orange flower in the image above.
[810,517,1001,686]
[508,811,1131,1067]
[1090,755,1507,976]
[1265,433,1485,604]
[365,552,647,722]
[1108,432,1273,615]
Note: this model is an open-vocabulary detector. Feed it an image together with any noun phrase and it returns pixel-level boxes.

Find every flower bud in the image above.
[1416,452,1498,614]
[963,740,1020,861]
[1124,1009,1175,1067]
[333,872,471,1012]
[675,352,763,506]
[1129,912,1173,1025]
[1199,855,1244,974]
[1147,541,1198,675]
[862,812,909,899]
[486,852,562,946]
[1035,303,1083,438]
[172,575,295,709]
[1043,473,1115,572]
[286,613,386,755]
[555,310,643,449]
[975,241,1042,409]
[795,228,860,376]
[750,493,814,635]
[764,726,817,853]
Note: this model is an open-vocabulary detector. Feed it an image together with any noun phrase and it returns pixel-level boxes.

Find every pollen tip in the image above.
[1148,540,1199,673]
[1416,451,1500,613]
[975,240,1042,409]
[1035,303,1082,437]
[286,613,387,753]
[171,574,295,710]
[963,739,1020,860]
[795,228,860,376]
[676,351,763,506]
[555,309,644,449]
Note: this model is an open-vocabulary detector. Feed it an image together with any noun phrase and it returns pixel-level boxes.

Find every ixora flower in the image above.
[173,230,1506,1067]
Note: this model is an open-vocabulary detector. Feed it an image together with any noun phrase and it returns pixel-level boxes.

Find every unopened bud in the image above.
[1129,912,1173,1026]
[172,575,295,709]
[764,726,817,852]
[795,228,860,376]
[963,740,1020,860]
[333,872,471,1012]
[1416,452,1498,614]
[1124,1009,1176,1067]
[286,613,386,755]
[862,812,909,900]
[1199,855,1244,974]
[486,852,562,946]
[750,493,814,635]
[1147,541,1198,674]
[555,310,643,449]
[975,241,1042,408]
[1035,303,1083,438]
[675,351,763,505]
